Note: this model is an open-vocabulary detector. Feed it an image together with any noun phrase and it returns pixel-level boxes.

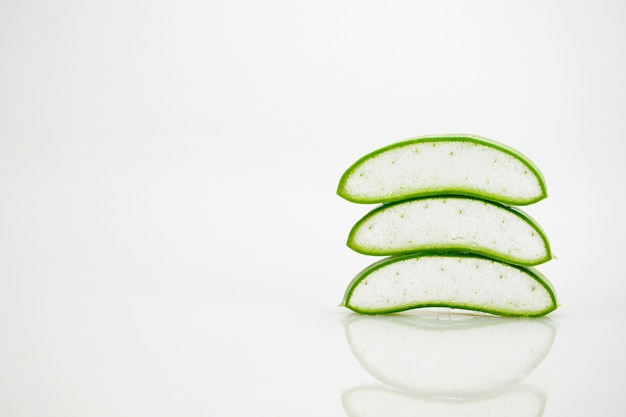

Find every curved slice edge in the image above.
[341,253,558,317]
[336,134,548,205]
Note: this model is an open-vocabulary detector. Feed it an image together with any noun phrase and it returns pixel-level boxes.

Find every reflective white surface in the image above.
[2,1,626,415]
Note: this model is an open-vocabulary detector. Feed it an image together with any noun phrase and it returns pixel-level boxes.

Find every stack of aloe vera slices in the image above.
[337,135,557,317]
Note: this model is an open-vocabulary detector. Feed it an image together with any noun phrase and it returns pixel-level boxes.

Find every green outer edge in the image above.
[341,253,558,317]
[336,134,548,205]
[346,195,553,266]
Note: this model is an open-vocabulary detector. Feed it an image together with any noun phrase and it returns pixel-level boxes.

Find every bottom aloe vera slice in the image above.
[342,254,557,317]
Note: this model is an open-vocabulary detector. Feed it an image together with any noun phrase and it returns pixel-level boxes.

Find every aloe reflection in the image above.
[342,311,556,416]
[343,385,547,417]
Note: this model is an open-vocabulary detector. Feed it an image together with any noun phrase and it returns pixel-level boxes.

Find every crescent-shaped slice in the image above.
[348,196,551,266]
[342,254,557,317]
[337,135,547,205]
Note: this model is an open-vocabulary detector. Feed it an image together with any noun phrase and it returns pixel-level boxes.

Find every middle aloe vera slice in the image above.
[348,196,551,266]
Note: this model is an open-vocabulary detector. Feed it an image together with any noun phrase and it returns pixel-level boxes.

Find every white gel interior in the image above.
[352,197,548,264]
[345,141,543,203]
[349,256,553,315]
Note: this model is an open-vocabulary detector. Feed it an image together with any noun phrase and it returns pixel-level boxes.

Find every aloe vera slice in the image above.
[342,254,557,317]
[337,135,547,205]
[348,196,551,266]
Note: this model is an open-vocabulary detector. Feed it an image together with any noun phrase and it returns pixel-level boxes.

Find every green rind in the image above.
[346,195,552,266]
[336,134,548,205]
[341,253,558,317]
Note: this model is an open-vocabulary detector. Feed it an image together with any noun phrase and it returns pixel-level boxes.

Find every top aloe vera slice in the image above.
[337,135,547,205]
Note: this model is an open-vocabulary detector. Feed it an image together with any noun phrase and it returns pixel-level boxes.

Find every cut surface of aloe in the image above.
[337,135,547,205]
[342,254,557,317]
[349,196,551,266]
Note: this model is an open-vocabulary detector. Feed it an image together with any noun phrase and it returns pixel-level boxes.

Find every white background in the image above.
[1,0,625,415]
